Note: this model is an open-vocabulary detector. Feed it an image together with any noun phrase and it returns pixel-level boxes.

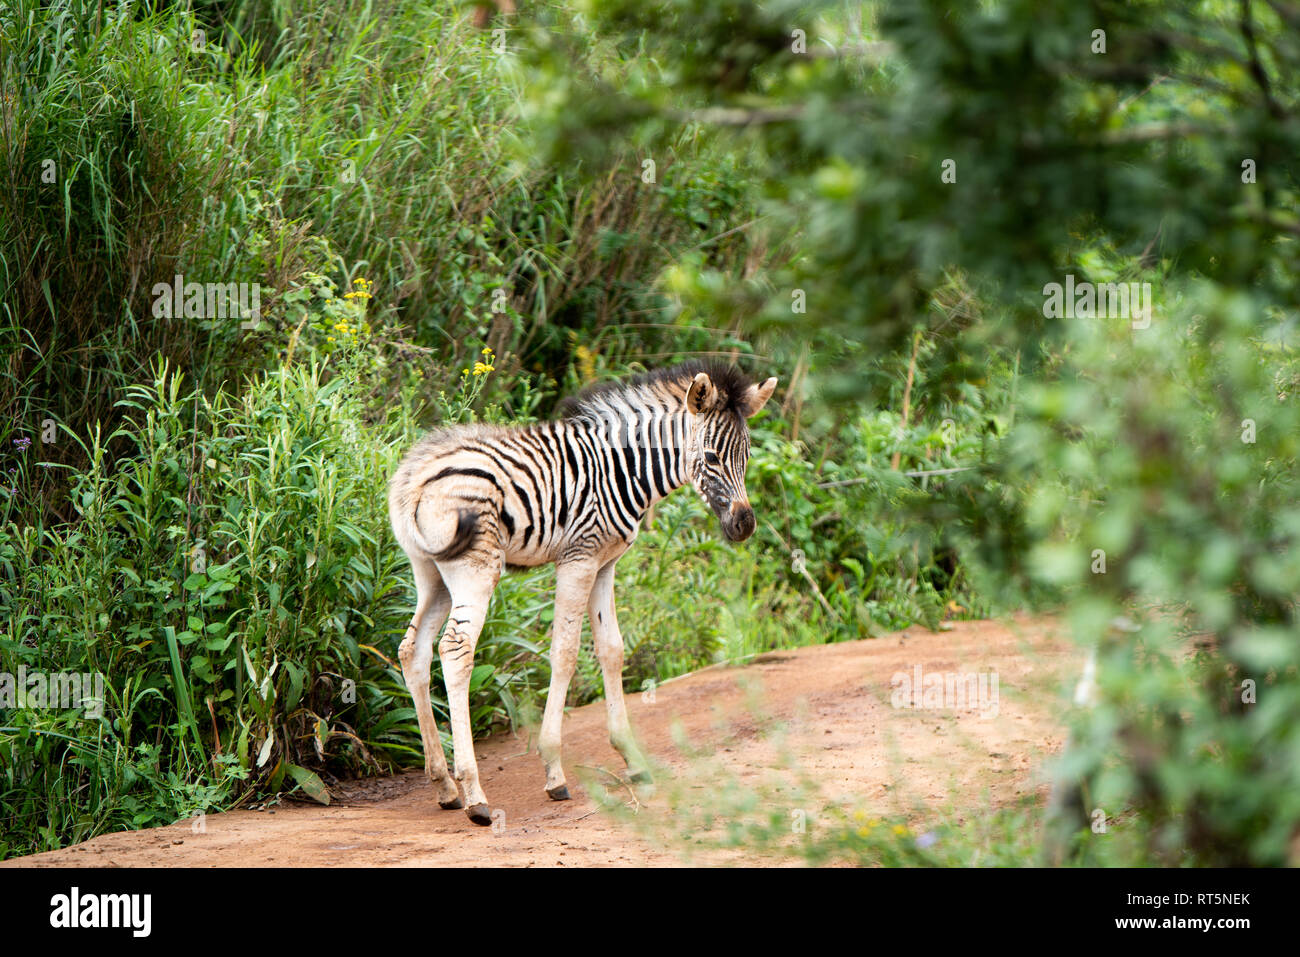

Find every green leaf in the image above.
[268,758,286,793]
[469,664,495,693]
[287,764,331,805]
[284,661,305,712]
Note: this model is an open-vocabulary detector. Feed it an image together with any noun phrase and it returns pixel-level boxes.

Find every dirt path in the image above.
[6,616,1076,867]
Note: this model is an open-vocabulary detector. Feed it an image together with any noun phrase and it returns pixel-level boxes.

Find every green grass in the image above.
[0,0,1034,861]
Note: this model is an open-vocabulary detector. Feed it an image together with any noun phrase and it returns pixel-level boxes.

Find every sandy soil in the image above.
[4,615,1077,867]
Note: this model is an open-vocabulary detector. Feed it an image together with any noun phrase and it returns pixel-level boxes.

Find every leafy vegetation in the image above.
[533,0,1300,866]
[2,0,1296,867]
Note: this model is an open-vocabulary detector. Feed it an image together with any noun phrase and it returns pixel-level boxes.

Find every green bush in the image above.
[522,0,1300,866]
[0,349,549,856]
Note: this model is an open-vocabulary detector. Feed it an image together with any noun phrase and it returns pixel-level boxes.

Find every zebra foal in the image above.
[388,361,778,824]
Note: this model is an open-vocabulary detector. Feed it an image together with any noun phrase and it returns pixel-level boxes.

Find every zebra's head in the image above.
[685,370,778,542]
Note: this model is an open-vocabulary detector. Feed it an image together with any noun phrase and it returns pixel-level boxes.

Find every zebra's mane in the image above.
[556,361,757,421]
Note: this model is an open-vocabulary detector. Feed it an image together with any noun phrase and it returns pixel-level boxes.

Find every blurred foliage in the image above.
[521,0,1300,864]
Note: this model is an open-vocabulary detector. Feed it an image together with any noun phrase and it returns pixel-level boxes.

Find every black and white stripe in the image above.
[389,361,768,567]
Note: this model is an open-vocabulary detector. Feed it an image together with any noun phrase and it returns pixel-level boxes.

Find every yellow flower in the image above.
[575,343,597,382]
[481,346,493,355]
[893,824,910,836]
[473,361,494,376]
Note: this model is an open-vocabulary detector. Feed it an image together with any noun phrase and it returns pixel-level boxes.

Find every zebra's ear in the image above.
[738,377,778,418]
[686,372,718,414]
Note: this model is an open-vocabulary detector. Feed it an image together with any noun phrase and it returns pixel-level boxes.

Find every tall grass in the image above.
[1,0,766,516]
[0,348,544,855]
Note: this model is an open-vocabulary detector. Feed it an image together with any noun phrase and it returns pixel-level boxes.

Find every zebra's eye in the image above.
[704,450,720,466]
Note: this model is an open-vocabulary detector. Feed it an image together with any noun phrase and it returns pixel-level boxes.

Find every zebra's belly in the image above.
[502,541,556,568]
[500,524,633,570]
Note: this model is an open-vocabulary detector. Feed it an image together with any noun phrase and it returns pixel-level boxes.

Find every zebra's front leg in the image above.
[539,558,600,800]
[588,559,651,784]
[436,562,501,826]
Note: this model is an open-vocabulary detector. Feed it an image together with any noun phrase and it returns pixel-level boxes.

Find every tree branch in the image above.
[1240,0,1287,118]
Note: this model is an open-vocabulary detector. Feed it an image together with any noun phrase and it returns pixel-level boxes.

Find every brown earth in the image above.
[4,615,1078,868]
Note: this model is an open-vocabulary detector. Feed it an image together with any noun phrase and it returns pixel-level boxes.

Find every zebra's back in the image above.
[389,419,608,570]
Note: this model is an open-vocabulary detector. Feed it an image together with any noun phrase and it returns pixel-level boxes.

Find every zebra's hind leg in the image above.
[588,559,651,784]
[539,558,601,800]
[436,557,502,826]
[397,553,462,809]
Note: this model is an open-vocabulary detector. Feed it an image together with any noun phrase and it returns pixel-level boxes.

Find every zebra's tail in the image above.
[430,508,478,560]
[388,463,480,561]
[398,500,479,561]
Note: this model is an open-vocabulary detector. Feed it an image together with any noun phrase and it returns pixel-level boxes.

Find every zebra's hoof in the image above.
[546,784,571,802]
[439,796,464,810]
[466,803,493,826]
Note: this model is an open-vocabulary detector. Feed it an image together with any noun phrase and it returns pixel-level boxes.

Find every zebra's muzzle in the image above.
[721,502,756,542]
